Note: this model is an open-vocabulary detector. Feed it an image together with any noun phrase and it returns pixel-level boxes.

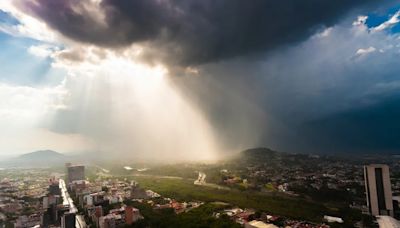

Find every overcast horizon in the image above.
[0,0,400,161]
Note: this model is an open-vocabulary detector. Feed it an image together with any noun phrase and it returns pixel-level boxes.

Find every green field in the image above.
[126,201,241,228]
[128,176,335,223]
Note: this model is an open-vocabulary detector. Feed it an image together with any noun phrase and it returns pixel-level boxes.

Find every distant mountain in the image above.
[1,150,68,168]
[18,150,65,161]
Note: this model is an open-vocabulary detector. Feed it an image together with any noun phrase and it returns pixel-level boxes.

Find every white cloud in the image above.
[355,46,377,56]
[0,82,96,156]
[0,83,67,125]
[0,1,58,43]
[352,15,368,26]
[47,54,221,161]
[0,128,94,156]
[314,27,333,38]
[2,0,219,159]
[372,10,400,32]
[27,44,59,58]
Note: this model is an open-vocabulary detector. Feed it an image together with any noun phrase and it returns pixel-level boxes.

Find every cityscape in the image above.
[1,0,400,228]
[0,149,400,227]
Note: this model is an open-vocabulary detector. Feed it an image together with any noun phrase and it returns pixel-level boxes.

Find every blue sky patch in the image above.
[0,10,19,25]
[391,22,400,33]
[0,32,65,86]
[366,4,400,32]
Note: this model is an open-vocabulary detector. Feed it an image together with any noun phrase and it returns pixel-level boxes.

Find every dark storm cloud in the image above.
[172,13,400,155]
[297,95,400,154]
[18,0,380,66]
[13,0,400,156]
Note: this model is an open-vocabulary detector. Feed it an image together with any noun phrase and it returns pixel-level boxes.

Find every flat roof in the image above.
[377,216,400,228]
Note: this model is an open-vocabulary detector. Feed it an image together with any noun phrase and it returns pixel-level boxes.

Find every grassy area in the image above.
[128,176,332,222]
[126,201,241,228]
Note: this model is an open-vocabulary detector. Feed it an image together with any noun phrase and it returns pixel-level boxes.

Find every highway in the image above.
[59,179,86,228]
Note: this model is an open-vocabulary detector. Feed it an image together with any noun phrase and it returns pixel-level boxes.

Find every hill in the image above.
[18,150,65,161]
[1,150,67,168]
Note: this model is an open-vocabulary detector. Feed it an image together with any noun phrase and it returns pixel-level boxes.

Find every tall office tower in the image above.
[48,181,61,195]
[61,213,76,228]
[56,206,70,225]
[125,206,141,225]
[67,165,85,184]
[364,164,394,216]
[41,211,50,228]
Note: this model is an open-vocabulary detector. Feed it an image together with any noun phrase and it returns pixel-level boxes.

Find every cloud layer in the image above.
[18,0,381,66]
[173,10,400,154]
[1,1,400,158]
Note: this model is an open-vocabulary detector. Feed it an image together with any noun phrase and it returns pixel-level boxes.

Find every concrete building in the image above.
[56,206,70,225]
[377,215,400,228]
[92,206,104,227]
[61,213,76,228]
[245,220,278,228]
[43,196,49,209]
[364,164,394,216]
[99,214,118,228]
[130,184,148,199]
[14,215,41,228]
[41,211,51,227]
[67,165,85,184]
[125,206,141,225]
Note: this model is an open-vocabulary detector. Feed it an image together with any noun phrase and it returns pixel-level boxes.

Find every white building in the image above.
[364,164,394,217]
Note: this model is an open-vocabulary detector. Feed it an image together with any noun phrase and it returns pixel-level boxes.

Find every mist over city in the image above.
[1,1,400,228]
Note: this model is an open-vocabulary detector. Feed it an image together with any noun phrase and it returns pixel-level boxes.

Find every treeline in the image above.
[124,201,240,228]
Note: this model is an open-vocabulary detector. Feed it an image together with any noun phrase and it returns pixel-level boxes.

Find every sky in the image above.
[0,0,400,160]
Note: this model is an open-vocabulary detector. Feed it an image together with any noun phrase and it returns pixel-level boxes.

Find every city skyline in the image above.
[3,1,400,227]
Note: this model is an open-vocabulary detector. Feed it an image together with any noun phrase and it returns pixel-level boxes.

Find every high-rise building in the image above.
[43,196,49,209]
[67,165,85,184]
[89,206,104,228]
[95,206,103,218]
[61,212,76,228]
[125,206,141,225]
[364,164,394,216]
[49,181,61,195]
[41,211,50,228]
[130,184,148,199]
[56,206,70,225]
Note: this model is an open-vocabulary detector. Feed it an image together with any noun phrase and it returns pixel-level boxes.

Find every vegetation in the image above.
[125,201,240,228]
[128,176,333,222]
